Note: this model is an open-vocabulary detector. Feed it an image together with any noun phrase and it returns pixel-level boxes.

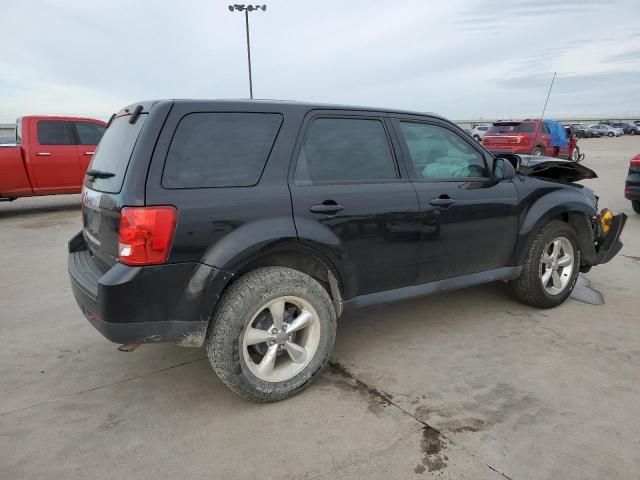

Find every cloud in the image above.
[0,0,639,122]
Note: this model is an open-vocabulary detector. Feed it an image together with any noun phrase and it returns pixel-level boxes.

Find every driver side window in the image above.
[398,122,488,180]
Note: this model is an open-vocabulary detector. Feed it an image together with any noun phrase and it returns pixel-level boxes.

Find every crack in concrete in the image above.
[328,361,513,479]
[0,358,206,417]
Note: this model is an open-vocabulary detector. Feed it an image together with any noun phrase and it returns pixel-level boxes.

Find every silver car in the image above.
[589,124,623,137]
[470,124,490,142]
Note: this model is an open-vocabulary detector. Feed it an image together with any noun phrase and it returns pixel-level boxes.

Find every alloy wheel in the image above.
[242,296,321,382]
[539,236,574,295]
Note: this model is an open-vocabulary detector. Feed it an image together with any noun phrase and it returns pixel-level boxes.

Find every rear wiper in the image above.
[86,169,115,180]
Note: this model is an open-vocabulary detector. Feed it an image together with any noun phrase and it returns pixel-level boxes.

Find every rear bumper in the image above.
[68,232,231,347]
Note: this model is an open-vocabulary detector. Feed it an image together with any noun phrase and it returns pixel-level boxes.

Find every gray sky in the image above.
[1,0,639,123]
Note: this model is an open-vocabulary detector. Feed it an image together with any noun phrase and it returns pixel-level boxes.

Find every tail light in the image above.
[118,206,177,266]
[630,154,640,167]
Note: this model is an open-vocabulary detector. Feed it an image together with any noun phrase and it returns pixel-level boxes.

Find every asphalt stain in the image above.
[570,275,604,305]
[418,426,448,473]
[326,362,450,475]
[326,362,393,415]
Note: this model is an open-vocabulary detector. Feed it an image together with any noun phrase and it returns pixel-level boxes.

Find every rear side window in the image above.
[163,113,283,189]
[87,114,147,193]
[295,118,397,185]
[74,122,106,145]
[37,121,72,145]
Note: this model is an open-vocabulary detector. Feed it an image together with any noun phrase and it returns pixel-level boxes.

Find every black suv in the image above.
[69,100,626,401]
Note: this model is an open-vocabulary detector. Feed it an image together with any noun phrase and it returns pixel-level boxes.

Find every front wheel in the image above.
[631,130,637,136]
[632,200,640,214]
[608,132,614,137]
[207,267,336,402]
[510,220,581,308]
[532,146,544,156]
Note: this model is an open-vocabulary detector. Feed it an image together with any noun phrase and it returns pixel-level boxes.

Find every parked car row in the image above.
[569,121,638,138]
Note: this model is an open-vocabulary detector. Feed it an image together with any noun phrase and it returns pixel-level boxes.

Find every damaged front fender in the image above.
[517,155,598,182]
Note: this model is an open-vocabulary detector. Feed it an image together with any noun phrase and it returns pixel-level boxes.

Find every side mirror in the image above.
[493,157,516,181]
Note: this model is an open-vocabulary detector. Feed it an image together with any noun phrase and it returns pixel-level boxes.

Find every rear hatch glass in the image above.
[487,122,536,134]
[86,114,147,193]
[83,114,147,266]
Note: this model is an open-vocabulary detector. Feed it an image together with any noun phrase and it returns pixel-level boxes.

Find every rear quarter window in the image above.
[162,113,283,189]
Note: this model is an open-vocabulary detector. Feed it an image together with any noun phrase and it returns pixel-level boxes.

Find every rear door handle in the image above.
[310,203,344,214]
[429,197,456,207]
[36,152,51,156]
[84,151,95,155]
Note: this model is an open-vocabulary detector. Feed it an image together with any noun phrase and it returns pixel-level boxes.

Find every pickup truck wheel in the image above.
[532,147,544,156]
[570,147,580,162]
[206,267,336,402]
[632,201,640,214]
[510,220,580,308]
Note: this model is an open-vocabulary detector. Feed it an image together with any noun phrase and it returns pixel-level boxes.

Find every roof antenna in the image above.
[530,71,556,156]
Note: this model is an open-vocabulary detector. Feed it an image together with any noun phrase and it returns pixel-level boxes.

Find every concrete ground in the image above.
[1,136,639,479]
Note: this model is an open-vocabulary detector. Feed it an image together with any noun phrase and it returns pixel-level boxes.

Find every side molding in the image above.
[342,267,521,312]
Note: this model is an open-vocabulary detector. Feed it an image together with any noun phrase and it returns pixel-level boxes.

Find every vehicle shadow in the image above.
[0,196,81,219]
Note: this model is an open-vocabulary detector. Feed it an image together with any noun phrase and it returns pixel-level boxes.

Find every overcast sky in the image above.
[1,0,639,123]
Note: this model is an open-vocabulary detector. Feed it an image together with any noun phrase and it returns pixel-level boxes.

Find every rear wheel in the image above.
[632,201,640,214]
[510,220,580,308]
[631,130,637,136]
[532,146,544,156]
[207,267,336,402]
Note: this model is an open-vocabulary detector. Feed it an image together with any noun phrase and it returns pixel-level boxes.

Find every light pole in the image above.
[228,4,267,99]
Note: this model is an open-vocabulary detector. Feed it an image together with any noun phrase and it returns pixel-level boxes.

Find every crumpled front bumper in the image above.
[594,213,627,265]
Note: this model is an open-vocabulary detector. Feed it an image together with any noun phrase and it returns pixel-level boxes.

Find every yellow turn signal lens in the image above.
[599,209,613,234]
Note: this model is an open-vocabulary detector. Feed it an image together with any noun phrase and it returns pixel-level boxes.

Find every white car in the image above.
[470,124,490,142]
[589,124,623,137]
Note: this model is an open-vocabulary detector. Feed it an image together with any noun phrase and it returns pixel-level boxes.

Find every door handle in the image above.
[84,151,95,155]
[429,196,456,208]
[310,202,344,214]
[36,152,51,156]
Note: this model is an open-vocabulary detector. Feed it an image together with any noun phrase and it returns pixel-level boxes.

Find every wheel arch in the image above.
[209,238,347,319]
[513,195,596,267]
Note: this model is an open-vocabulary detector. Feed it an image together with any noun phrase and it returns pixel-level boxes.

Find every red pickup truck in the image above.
[0,116,106,201]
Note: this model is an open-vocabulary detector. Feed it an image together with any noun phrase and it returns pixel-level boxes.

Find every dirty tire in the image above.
[532,146,544,156]
[632,200,640,214]
[510,220,581,308]
[206,267,336,402]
